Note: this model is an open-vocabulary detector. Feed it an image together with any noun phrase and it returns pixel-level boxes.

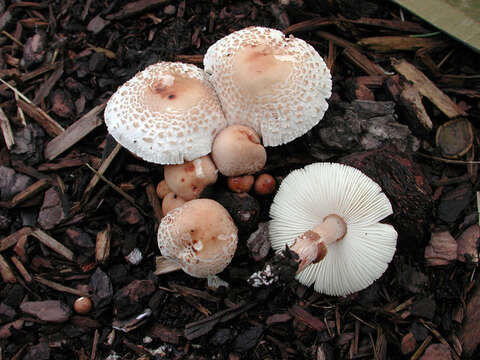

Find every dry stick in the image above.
[95,225,111,264]
[17,99,65,137]
[81,142,121,204]
[34,276,88,297]
[0,254,16,283]
[30,228,75,261]
[392,58,466,119]
[10,256,32,283]
[84,163,149,217]
[0,105,14,150]
[410,335,432,360]
[44,102,106,160]
[0,62,59,92]
[32,63,64,105]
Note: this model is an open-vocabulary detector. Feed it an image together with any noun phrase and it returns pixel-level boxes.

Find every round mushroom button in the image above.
[73,297,92,314]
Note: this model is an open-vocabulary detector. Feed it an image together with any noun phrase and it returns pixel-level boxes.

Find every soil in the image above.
[0,0,479,359]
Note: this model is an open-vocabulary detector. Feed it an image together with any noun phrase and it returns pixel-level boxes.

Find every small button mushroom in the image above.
[164,155,218,201]
[212,125,266,177]
[104,62,227,165]
[254,173,276,195]
[73,297,92,314]
[157,199,238,287]
[162,192,186,215]
[269,162,397,296]
[227,175,255,193]
[156,180,170,199]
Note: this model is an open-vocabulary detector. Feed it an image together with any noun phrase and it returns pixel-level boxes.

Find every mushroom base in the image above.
[289,214,346,273]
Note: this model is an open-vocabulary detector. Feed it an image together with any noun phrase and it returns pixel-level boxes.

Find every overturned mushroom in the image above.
[104,62,227,164]
[157,199,238,288]
[267,162,397,296]
[204,26,332,147]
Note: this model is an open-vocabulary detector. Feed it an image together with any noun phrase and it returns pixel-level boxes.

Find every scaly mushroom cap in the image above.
[104,62,227,164]
[203,26,332,147]
[158,199,238,278]
[269,163,397,296]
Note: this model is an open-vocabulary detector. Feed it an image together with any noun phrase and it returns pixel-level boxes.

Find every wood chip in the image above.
[0,254,16,283]
[9,178,50,208]
[32,63,64,105]
[34,275,88,296]
[0,105,15,150]
[343,46,385,76]
[392,58,466,119]
[10,255,32,283]
[17,98,65,137]
[44,103,105,160]
[95,224,111,264]
[289,304,326,331]
[30,228,75,261]
[358,36,446,52]
[0,227,32,252]
[106,0,169,20]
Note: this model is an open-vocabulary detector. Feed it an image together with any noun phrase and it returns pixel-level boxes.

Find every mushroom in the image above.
[157,199,238,288]
[161,192,186,215]
[204,26,332,147]
[104,62,227,164]
[268,162,397,296]
[163,155,218,200]
[211,125,266,176]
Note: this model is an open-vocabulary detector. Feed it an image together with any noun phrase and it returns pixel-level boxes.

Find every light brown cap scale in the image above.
[158,199,238,278]
[204,27,332,147]
[104,62,227,164]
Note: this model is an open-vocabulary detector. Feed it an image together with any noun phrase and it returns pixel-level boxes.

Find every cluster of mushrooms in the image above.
[104,27,398,296]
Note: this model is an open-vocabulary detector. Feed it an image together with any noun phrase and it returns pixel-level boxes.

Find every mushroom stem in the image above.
[289,214,347,273]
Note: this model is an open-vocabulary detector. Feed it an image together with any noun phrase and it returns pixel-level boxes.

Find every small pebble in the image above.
[227,175,254,193]
[254,174,276,195]
[73,297,92,314]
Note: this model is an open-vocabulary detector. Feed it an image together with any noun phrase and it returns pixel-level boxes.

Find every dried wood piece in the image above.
[284,17,333,34]
[17,98,65,137]
[358,36,446,52]
[0,227,32,252]
[314,30,359,49]
[44,103,106,160]
[30,228,75,261]
[0,106,15,150]
[184,301,257,340]
[32,63,64,105]
[146,183,163,223]
[425,231,457,266]
[10,256,32,282]
[95,224,111,264]
[342,17,429,33]
[391,58,466,119]
[154,256,181,275]
[343,46,385,76]
[106,0,169,20]
[289,304,326,331]
[435,119,473,158]
[37,155,88,171]
[34,276,88,296]
[175,54,203,64]
[90,329,100,360]
[146,323,182,344]
[0,254,16,283]
[169,283,221,303]
[81,142,121,204]
[9,178,50,208]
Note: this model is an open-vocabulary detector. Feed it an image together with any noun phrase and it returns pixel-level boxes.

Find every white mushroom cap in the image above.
[269,162,397,296]
[203,26,332,147]
[104,62,227,164]
[158,199,238,278]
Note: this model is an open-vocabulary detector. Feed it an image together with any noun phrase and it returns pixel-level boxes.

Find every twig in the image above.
[34,276,89,297]
[30,228,75,261]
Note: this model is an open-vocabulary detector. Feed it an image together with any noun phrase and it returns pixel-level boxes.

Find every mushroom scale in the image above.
[104,62,227,164]
[204,26,332,147]
[269,162,397,296]
[158,199,238,278]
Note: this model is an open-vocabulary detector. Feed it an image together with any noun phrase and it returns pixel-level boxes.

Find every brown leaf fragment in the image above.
[425,231,458,266]
[456,224,479,263]
[392,58,466,119]
[20,300,71,322]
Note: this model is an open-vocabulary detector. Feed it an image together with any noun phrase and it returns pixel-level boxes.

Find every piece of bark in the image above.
[435,119,473,158]
[34,276,88,296]
[391,58,466,119]
[0,166,33,201]
[37,187,66,230]
[11,124,45,165]
[87,15,110,34]
[113,280,156,320]
[44,103,105,160]
[9,178,50,208]
[289,304,326,331]
[175,54,204,64]
[0,105,15,150]
[0,227,32,251]
[146,323,182,344]
[96,225,111,264]
[20,33,45,68]
[247,222,270,262]
[30,228,74,261]
[20,300,71,322]
[17,99,65,137]
[0,319,23,339]
[32,63,63,105]
[114,199,143,225]
[420,343,452,360]
[358,36,446,52]
[11,256,32,283]
[342,17,429,33]
[437,183,474,223]
[0,254,16,283]
[456,224,479,263]
[266,313,293,326]
[340,145,433,248]
[284,17,332,34]
[50,89,75,118]
[342,46,385,76]
[460,283,480,355]
[425,231,458,266]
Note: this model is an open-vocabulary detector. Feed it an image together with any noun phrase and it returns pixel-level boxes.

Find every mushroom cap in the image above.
[104,62,227,164]
[211,125,267,176]
[269,162,397,296]
[203,26,332,147]
[158,199,238,278]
